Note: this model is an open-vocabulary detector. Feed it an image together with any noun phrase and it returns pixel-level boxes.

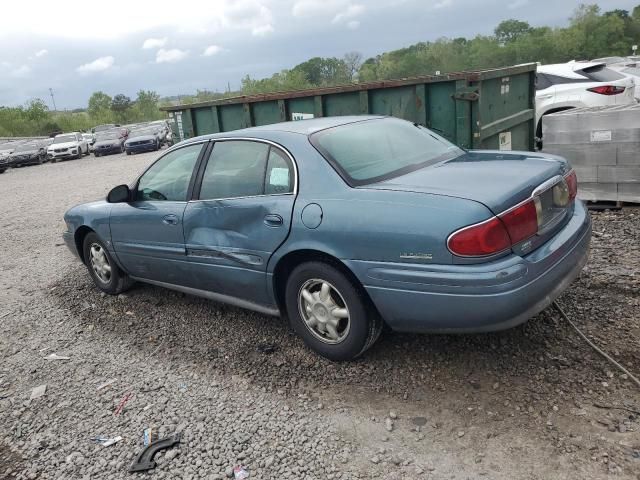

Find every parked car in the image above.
[47,132,90,162]
[536,62,636,145]
[93,124,120,133]
[93,131,126,157]
[0,143,16,173]
[8,141,47,167]
[149,120,172,145]
[83,133,96,152]
[62,116,591,361]
[124,128,161,154]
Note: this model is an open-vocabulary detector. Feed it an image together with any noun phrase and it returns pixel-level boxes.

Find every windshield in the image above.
[94,124,116,132]
[97,132,119,140]
[15,143,38,152]
[131,129,154,137]
[310,118,464,186]
[53,135,76,144]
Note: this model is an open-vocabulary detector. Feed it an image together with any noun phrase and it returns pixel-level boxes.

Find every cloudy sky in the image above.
[0,0,636,109]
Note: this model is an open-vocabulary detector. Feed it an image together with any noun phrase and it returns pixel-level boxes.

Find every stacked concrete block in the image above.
[542,104,640,203]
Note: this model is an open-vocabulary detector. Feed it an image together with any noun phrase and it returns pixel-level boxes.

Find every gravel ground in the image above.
[0,152,639,480]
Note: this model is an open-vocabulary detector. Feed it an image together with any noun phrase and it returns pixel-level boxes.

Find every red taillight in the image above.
[499,200,539,245]
[587,85,625,95]
[447,217,511,257]
[564,170,577,201]
[449,200,540,257]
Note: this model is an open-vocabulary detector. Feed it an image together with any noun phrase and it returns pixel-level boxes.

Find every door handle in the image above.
[264,214,283,227]
[162,214,179,225]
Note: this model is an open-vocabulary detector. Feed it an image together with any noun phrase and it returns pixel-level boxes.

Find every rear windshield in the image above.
[579,65,625,82]
[310,118,464,186]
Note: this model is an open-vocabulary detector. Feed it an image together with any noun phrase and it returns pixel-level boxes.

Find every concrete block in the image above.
[573,165,598,183]
[618,183,640,203]
[578,183,618,202]
[597,166,640,184]
[543,144,617,166]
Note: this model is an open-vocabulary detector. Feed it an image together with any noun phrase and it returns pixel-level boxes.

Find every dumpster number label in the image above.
[292,112,314,121]
[499,131,512,151]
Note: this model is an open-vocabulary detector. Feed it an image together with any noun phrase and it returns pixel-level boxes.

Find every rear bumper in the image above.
[345,200,591,333]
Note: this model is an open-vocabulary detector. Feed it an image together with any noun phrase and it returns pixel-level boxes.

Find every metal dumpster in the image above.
[160,63,537,151]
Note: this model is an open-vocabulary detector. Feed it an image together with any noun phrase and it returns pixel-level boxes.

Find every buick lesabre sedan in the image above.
[63,116,591,361]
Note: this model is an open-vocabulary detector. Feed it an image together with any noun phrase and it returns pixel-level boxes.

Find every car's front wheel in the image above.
[285,261,382,361]
[82,232,133,295]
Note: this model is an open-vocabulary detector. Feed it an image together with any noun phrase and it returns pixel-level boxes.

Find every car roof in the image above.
[197,115,385,141]
[55,132,80,136]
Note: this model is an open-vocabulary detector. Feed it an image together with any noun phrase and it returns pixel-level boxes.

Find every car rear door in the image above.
[110,142,207,284]
[182,139,297,306]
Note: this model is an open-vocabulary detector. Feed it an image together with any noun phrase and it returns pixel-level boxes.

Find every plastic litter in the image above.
[91,435,123,446]
[30,385,47,400]
[257,343,278,354]
[143,428,158,447]
[114,392,133,416]
[44,353,70,361]
[96,379,117,391]
[234,466,249,479]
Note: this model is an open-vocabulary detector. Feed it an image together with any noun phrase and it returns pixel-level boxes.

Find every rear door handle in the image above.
[162,214,179,225]
[264,214,283,227]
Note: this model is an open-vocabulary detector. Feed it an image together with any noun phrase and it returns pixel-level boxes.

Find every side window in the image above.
[136,143,202,201]
[199,141,269,200]
[536,73,552,91]
[265,147,294,194]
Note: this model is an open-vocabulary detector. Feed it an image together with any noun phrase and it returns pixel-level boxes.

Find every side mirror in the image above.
[107,184,131,203]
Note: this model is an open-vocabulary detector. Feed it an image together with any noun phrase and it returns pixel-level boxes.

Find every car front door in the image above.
[182,139,297,306]
[110,142,206,284]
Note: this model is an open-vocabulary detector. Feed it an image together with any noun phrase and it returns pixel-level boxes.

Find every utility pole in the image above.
[49,88,57,111]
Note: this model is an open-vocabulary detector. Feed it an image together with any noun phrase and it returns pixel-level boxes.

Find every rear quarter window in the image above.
[579,65,625,82]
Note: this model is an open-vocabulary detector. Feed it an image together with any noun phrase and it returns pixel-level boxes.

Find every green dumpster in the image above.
[160,63,536,151]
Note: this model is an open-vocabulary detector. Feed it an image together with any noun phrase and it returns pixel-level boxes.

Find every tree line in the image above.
[0,90,164,137]
[1,3,638,136]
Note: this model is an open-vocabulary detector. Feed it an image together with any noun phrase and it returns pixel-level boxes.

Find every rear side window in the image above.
[200,141,268,200]
[199,141,294,199]
[536,73,552,91]
[579,65,625,82]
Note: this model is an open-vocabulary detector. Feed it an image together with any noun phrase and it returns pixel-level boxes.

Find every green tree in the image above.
[135,90,161,120]
[87,91,112,118]
[24,98,49,123]
[494,19,533,44]
[111,94,132,122]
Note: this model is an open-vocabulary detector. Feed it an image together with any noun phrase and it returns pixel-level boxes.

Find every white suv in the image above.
[536,62,636,144]
[47,132,90,162]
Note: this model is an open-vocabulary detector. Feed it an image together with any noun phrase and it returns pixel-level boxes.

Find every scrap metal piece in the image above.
[129,433,181,473]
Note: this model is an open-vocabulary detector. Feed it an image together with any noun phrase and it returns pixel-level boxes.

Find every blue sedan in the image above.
[62,116,591,361]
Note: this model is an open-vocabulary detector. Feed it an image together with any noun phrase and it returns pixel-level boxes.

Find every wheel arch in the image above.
[74,225,94,264]
[272,248,375,318]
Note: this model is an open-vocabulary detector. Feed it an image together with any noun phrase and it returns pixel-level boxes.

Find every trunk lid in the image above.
[364,150,569,213]
[364,150,574,255]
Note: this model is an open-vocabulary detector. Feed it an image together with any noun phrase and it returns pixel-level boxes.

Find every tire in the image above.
[126,150,131,155]
[76,149,82,160]
[285,261,382,361]
[82,232,133,295]
[120,144,124,154]
[51,158,57,164]
[94,152,100,157]
[0,169,5,174]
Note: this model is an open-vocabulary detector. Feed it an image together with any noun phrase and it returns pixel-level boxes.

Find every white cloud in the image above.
[223,0,274,36]
[76,56,115,75]
[203,45,222,56]
[332,4,364,24]
[252,23,274,36]
[508,0,529,9]
[142,37,167,49]
[156,48,189,63]
[433,0,452,8]
[293,1,364,27]
[35,49,48,57]
[11,65,31,78]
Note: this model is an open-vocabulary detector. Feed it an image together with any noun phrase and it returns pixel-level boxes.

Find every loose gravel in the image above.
[1,152,639,479]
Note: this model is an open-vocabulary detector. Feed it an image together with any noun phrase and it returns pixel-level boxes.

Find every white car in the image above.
[535,62,636,144]
[47,132,90,162]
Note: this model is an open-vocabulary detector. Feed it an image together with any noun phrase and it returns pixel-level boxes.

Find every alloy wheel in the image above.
[298,279,350,344]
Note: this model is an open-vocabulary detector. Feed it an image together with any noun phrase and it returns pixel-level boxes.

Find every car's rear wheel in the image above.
[82,232,133,295]
[51,158,57,164]
[94,152,100,157]
[0,168,5,174]
[285,261,382,361]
